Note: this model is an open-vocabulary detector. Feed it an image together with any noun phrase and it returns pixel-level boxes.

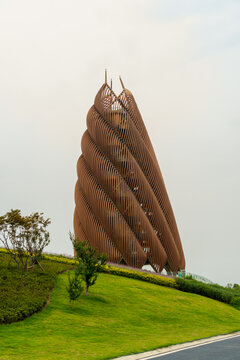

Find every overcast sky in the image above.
[0,0,239,285]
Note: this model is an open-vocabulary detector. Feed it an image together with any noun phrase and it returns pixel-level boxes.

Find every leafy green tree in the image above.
[0,209,50,270]
[0,209,28,270]
[70,233,107,295]
[24,212,50,269]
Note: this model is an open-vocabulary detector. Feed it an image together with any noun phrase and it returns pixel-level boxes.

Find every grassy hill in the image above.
[0,268,240,360]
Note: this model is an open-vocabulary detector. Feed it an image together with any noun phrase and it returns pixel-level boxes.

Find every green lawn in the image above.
[0,272,240,360]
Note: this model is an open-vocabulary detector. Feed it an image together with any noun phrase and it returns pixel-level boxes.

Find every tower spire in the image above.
[119,75,125,89]
[105,69,107,84]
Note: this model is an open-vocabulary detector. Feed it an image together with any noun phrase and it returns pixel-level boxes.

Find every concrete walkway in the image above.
[113,332,240,360]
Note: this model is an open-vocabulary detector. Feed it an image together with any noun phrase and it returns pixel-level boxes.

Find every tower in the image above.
[74,76,185,273]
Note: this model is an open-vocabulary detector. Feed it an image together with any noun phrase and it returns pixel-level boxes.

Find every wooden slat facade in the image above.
[74,83,185,273]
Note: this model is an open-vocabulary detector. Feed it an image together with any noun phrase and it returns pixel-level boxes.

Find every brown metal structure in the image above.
[74,79,185,273]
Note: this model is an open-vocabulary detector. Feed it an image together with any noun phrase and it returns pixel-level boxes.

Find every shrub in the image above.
[66,272,83,302]
[0,253,74,324]
[230,296,240,310]
[175,278,233,304]
[71,233,107,295]
[101,265,176,288]
[233,283,240,290]
[43,254,76,265]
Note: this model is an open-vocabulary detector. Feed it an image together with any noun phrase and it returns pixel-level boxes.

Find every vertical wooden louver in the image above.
[74,81,185,273]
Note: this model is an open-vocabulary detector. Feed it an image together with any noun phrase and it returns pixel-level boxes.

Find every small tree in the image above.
[0,209,50,270]
[0,209,28,270]
[70,232,107,295]
[24,212,50,269]
[66,272,83,303]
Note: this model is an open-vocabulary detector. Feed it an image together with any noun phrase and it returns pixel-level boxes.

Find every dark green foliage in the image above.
[175,277,240,307]
[225,283,240,291]
[233,283,240,290]
[0,253,74,324]
[184,275,193,280]
[70,233,107,295]
[230,296,240,310]
[66,272,83,302]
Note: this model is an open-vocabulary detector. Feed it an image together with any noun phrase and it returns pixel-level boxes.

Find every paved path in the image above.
[114,332,240,360]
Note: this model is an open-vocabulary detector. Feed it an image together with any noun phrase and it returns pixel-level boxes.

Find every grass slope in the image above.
[0,272,240,360]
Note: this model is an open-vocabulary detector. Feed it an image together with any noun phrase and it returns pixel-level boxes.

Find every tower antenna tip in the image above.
[119,76,125,90]
[105,69,107,84]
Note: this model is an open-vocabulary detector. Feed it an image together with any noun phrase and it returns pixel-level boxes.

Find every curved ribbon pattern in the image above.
[74,84,185,273]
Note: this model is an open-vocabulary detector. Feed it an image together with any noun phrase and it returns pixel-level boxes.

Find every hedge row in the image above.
[0,248,76,265]
[0,248,9,254]
[43,254,76,265]
[101,265,176,288]
[175,278,230,302]
[175,278,240,310]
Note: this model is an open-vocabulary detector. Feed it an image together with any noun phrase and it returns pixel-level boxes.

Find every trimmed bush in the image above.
[66,272,83,302]
[101,265,176,288]
[43,254,76,265]
[230,296,240,310]
[0,253,74,324]
[175,277,233,304]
